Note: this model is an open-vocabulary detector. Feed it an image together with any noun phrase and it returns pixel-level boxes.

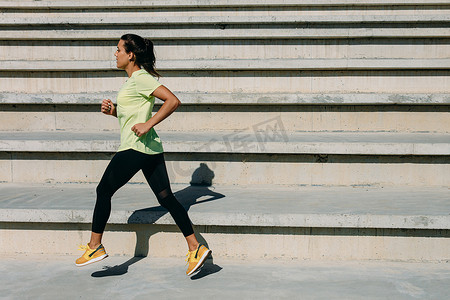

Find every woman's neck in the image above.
[125,64,141,78]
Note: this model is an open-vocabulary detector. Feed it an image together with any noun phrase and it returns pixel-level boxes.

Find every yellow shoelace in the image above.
[185,250,195,264]
[78,245,89,251]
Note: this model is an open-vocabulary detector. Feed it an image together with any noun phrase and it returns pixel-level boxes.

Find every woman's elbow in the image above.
[174,97,181,109]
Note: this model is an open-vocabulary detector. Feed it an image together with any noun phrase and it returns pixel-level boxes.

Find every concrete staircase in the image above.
[0,0,449,261]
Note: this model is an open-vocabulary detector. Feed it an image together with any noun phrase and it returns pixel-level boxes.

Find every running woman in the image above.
[75,33,211,276]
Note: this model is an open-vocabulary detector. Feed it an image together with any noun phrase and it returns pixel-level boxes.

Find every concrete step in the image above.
[3,28,449,40]
[2,39,449,61]
[0,104,448,134]
[3,150,447,186]
[1,92,449,105]
[3,58,449,71]
[0,131,448,186]
[0,131,449,155]
[1,183,448,229]
[3,14,449,25]
[2,0,449,9]
[1,70,448,95]
[0,183,449,261]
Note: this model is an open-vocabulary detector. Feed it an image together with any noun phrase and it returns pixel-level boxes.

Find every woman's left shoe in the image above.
[75,243,108,267]
[186,244,212,276]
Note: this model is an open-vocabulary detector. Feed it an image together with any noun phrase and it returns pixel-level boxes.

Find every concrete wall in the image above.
[1,223,449,262]
[0,1,449,262]
[0,1,449,187]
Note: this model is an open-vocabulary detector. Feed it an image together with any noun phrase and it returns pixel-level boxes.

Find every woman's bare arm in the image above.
[131,85,181,137]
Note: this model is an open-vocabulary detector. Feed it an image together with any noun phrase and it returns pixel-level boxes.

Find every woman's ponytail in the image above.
[120,33,162,79]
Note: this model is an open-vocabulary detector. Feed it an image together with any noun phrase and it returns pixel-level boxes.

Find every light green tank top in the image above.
[116,69,164,155]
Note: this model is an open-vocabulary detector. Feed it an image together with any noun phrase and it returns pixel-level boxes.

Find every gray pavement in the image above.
[0,254,449,300]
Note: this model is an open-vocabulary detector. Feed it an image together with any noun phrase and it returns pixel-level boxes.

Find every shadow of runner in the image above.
[127,185,225,277]
[190,260,223,280]
[91,257,144,277]
[128,184,226,224]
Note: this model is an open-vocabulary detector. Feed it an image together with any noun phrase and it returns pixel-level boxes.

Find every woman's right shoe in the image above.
[185,244,212,276]
[75,243,108,267]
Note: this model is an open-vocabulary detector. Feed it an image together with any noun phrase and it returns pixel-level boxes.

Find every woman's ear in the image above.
[128,52,135,61]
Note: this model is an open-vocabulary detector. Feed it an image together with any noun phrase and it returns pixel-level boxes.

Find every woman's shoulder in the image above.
[132,69,152,77]
[133,69,159,83]
[132,69,162,96]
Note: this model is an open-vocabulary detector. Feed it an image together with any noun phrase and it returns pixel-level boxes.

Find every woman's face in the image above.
[115,39,132,69]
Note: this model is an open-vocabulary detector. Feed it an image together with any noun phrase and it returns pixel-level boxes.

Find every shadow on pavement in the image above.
[91,257,144,277]
[190,258,223,280]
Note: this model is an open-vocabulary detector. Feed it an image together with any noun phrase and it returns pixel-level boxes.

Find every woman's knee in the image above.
[96,181,114,200]
[157,192,178,209]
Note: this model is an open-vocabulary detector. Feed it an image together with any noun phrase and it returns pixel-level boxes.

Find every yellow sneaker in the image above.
[186,244,212,276]
[75,244,108,267]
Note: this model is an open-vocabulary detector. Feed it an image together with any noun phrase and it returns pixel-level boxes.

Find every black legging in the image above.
[92,149,194,237]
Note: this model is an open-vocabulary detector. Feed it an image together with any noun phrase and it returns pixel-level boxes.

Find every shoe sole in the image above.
[75,254,108,267]
[187,249,211,276]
